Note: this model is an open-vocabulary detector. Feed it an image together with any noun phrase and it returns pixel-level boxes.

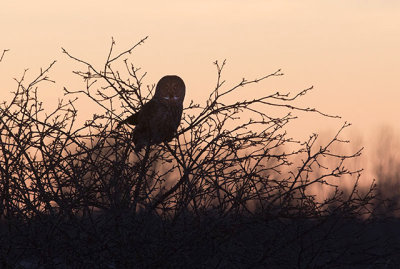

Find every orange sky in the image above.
[1,0,399,146]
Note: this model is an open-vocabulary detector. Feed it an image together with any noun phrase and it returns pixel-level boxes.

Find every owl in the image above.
[119,75,186,151]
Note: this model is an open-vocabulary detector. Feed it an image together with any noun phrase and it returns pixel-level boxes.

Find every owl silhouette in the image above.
[119,75,185,151]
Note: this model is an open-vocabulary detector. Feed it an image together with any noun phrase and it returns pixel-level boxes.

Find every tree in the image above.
[0,39,394,268]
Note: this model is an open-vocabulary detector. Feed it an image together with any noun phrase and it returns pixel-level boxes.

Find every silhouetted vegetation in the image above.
[0,40,399,268]
[372,127,400,219]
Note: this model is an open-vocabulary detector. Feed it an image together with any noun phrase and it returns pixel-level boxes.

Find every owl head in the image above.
[153,75,186,105]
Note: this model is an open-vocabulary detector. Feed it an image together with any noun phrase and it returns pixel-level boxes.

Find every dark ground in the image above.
[1,210,399,268]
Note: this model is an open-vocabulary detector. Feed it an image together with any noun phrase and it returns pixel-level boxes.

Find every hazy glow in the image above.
[1,0,399,141]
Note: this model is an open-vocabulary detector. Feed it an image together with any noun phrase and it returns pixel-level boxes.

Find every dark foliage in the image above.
[0,40,398,268]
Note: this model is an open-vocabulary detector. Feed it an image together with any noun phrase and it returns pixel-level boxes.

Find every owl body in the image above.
[120,75,185,151]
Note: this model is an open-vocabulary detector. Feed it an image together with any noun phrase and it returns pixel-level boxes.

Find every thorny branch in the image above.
[0,49,9,62]
[0,38,381,267]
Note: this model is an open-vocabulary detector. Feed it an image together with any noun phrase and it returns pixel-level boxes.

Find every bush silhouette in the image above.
[0,40,398,268]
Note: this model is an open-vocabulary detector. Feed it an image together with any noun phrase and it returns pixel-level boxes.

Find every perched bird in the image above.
[119,75,186,151]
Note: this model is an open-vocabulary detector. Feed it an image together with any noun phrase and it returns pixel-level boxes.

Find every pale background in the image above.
[1,1,399,179]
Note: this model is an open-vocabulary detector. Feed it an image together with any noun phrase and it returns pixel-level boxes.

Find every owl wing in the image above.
[120,99,181,150]
[134,99,161,124]
[120,113,139,126]
[118,100,156,127]
[131,100,162,148]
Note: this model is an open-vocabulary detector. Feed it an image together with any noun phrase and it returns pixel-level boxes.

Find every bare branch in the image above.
[0,49,9,62]
[0,38,386,268]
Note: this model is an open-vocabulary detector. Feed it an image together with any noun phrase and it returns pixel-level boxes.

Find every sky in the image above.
[0,1,399,164]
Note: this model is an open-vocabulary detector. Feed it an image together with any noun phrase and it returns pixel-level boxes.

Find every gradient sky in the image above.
[1,0,399,145]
